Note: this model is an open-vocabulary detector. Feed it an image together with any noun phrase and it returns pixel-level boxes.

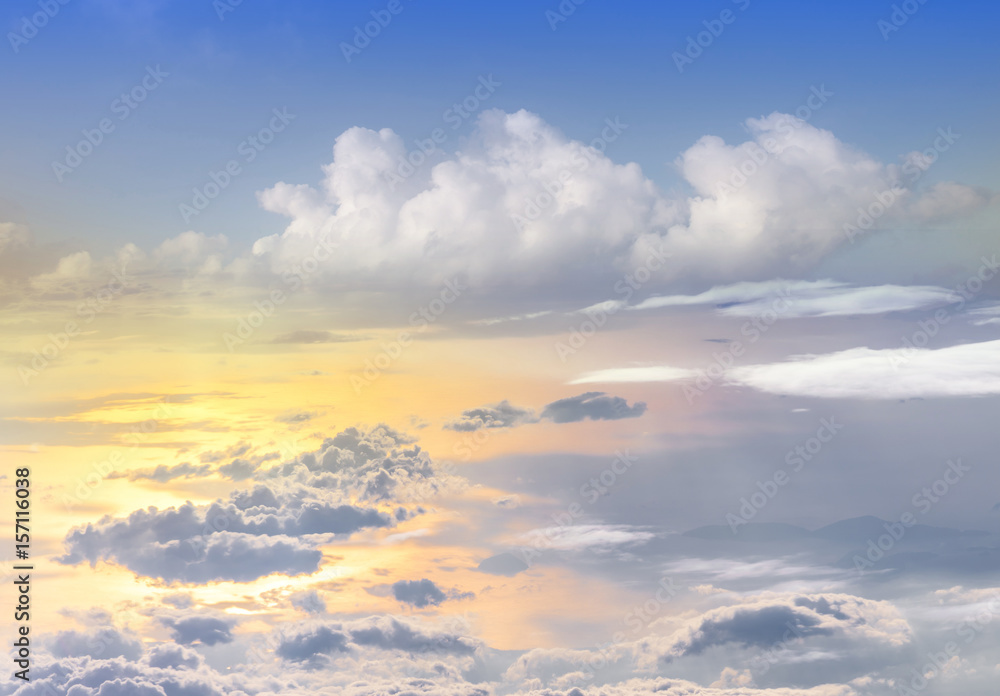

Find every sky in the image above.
[2,1,1000,695]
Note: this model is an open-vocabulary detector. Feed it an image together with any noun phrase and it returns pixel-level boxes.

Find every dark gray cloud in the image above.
[539,392,647,423]
[145,643,202,669]
[445,393,645,432]
[657,593,910,663]
[681,605,829,656]
[392,579,448,608]
[276,624,350,663]
[57,490,392,583]
[275,616,479,667]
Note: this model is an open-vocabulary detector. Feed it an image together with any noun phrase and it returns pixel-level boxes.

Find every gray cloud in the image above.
[159,615,233,646]
[276,616,480,667]
[475,553,528,577]
[49,627,143,661]
[291,589,327,614]
[57,492,392,583]
[392,579,448,608]
[271,330,364,344]
[446,392,645,432]
[56,424,461,584]
[540,392,647,423]
[108,461,212,483]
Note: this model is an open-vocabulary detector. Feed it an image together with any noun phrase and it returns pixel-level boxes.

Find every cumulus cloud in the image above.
[158,615,234,646]
[651,593,911,663]
[444,400,539,431]
[248,424,464,503]
[31,250,93,285]
[250,109,988,293]
[49,627,143,660]
[392,579,448,608]
[57,489,394,583]
[153,230,228,274]
[253,109,677,289]
[57,425,464,583]
[291,589,328,614]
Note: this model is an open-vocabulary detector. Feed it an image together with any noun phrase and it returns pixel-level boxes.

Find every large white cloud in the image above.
[250,110,988,289]
[572,339,1000,400]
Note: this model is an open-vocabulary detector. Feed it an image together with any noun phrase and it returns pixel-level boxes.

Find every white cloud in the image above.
[630,280,960,318]
[570,366,699,385]
[32,250,93,284]
[520,524,655,551]
[727,340,1000,399]
[572,340,1000,400]
[250,110,988,291]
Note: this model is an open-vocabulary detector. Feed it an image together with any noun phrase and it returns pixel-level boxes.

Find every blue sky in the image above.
[4,3,1000,695]
[3,0,998,254]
